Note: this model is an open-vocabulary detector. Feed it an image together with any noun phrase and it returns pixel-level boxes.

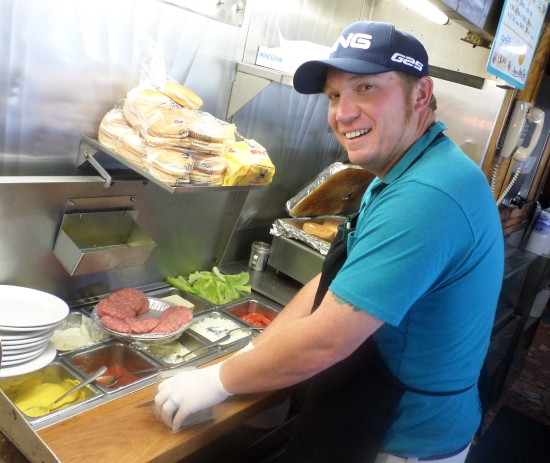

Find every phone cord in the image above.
[496,164,522,206]
[490,156,502,194]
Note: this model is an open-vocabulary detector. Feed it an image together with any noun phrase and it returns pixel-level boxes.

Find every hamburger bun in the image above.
[191,152,227,175]
[148,165,190,186]
[303,222,335,241]
[144,132,227,156]
[148,109,234,143]
[323,219,341,234]
[98,130,144,167]
[189,169,224,186]
[163,82,203,109]
[146,147,193,176]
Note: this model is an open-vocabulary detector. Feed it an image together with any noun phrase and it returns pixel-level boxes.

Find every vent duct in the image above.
[430,0,504,42]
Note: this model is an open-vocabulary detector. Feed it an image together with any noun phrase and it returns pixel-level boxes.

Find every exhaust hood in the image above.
[430,0,504,42]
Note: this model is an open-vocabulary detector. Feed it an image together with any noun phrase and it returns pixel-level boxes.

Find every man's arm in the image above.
[154,288,384,430]
[220,290,384,393]
[252,273,321,345]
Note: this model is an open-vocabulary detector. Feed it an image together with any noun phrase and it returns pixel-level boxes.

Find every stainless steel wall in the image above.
[0,0,250,174]
[0,0,506,300]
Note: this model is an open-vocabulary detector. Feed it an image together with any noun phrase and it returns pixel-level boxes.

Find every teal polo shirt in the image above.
[330,121,504,458]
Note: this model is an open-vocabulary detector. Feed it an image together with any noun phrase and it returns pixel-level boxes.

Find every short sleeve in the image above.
[329,181,474,326]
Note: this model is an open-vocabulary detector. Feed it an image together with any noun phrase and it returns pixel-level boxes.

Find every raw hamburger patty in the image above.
[151,319,180,333]
[101,315,132,333]
[98,287,192,335]
[160,306,192,325]
[97,299,135,320]
[125,317,160,334]
[109,287,149,315]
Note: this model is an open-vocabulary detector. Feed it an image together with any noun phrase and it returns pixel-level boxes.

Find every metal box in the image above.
[268,235,324,284]
[52,210,156,275]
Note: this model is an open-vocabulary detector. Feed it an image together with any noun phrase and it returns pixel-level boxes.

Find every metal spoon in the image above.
[206,325,266,336]
[100,328,255,388]
[22,365,107,417]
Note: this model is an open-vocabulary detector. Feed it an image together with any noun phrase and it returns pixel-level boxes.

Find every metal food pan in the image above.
[50,309,112,353]
[137,331,217,367]
[0,360,103,427]
[221,299,280,328]
[188,311,253,346]
[62,341,161,394]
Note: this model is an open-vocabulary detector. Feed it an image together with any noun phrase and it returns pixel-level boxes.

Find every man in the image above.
[155,21,504,463]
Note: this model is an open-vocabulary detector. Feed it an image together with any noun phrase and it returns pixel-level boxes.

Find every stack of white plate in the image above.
[0,285,69,377]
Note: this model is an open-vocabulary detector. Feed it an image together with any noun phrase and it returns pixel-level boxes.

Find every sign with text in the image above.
[487,0,549,89]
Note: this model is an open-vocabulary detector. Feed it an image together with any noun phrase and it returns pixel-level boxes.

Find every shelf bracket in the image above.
[227,63,294,119]
[77,138,112,188]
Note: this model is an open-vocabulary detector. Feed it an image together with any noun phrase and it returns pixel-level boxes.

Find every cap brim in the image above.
[293,58,393,94]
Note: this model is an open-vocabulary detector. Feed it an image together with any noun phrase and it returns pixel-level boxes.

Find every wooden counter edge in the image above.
[35,355,298,463]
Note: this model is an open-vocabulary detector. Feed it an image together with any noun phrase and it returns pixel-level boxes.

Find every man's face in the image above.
[324,69,419,178]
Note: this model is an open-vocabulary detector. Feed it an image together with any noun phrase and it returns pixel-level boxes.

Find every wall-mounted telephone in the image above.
[493,100,545,206]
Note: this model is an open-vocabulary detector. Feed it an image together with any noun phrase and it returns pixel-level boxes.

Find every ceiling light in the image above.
[398,0,449,25]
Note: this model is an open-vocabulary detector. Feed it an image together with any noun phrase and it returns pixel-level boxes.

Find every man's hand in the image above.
[154,363,231,431]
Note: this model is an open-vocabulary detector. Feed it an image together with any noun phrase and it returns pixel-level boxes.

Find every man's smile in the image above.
[344,128,372,139]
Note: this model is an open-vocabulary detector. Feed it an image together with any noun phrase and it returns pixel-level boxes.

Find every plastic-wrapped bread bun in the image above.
[123,85,235,144]
[189,169,224,186]
[162,81,203,109]
[144,132,227,156]
[123,87,181,132]
[190,152,227,176]
[98,109,145,167]
[146,147,193,175]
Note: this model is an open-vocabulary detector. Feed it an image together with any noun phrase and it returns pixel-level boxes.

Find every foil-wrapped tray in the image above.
[271,216,344,256]
[285,162,374,218]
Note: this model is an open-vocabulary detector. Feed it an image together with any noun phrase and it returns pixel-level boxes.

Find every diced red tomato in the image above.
[242,313,272,326]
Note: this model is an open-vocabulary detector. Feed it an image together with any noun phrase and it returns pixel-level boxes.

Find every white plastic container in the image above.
[530,287,550,318]
[523,211,550,255]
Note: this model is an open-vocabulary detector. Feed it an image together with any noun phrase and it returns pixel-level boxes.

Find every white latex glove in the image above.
[233,341,255,356]
[154,363,231,431]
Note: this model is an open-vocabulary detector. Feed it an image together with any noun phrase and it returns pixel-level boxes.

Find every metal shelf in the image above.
[503,246,539,279]
[77,135,268,194]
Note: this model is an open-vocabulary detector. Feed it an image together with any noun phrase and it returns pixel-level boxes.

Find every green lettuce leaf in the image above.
[168,268,251,305]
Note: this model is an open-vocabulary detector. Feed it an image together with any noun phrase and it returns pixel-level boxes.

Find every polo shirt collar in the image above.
[379,121,447,186]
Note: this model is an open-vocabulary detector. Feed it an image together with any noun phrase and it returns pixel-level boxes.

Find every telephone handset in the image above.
[499,100,545,161]
[494,100,545,206]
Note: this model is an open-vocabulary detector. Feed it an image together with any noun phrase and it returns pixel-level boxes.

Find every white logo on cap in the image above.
[332,33,372,52]
[391,53,423,71]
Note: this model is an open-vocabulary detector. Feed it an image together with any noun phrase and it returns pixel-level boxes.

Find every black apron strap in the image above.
[312,213,359,312]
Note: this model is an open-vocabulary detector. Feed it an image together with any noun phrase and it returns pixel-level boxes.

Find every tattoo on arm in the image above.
[334,294,360,312]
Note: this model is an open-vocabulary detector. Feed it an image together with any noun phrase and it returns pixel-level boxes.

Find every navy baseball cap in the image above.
[293,21,429,94]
